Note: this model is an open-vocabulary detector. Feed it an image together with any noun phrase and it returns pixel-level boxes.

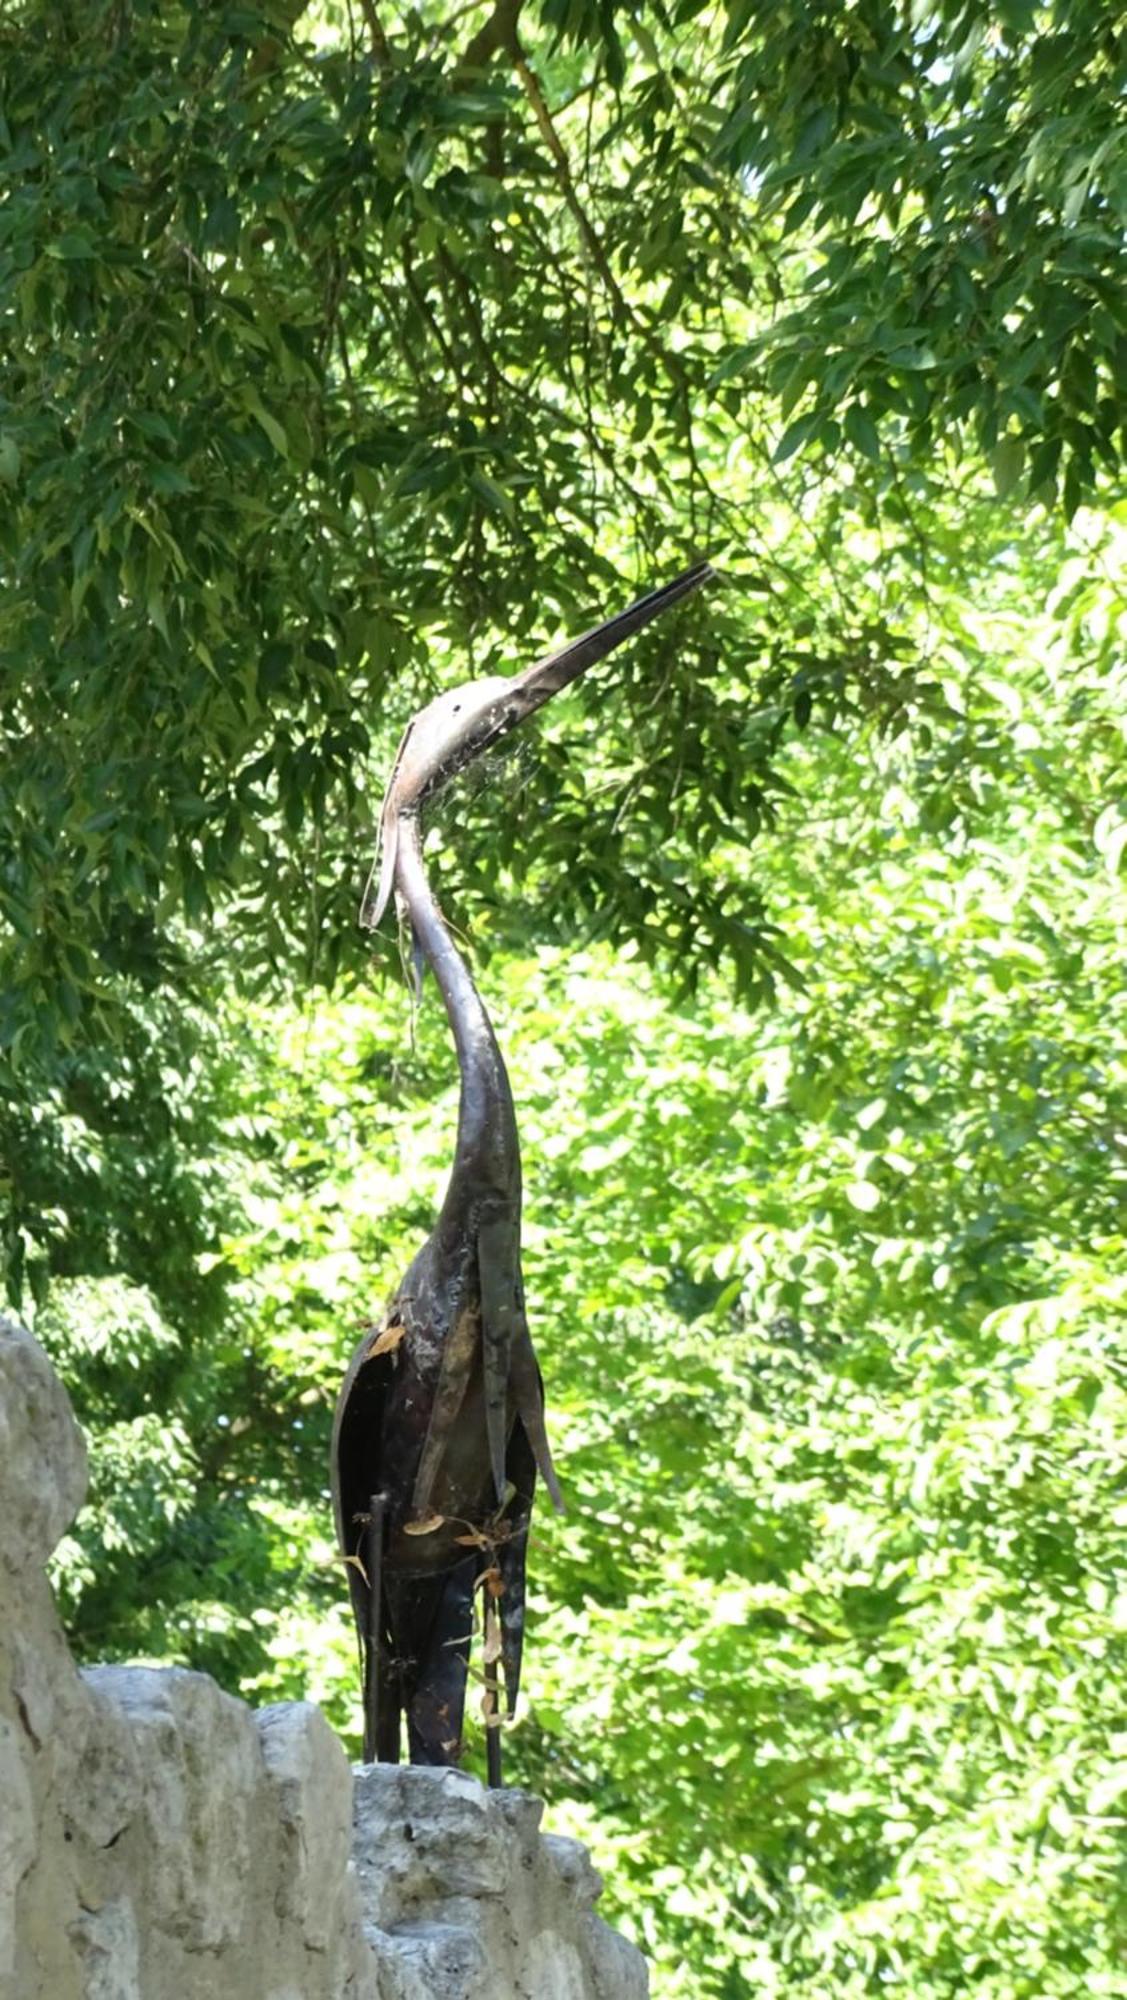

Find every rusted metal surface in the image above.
[331,564,713,1780]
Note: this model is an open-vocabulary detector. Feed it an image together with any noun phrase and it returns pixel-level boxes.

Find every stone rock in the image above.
[0,1315,647,2000]
[80,1666,263,1952]
[352,1764,527,1925]
[66,1899,141,2000]
[369,1919,490,2000]
[582,1914,651,2000]
[352,1767,648,2000]
[63,1680,143,1853]
[544,1834,606,1908]
[0,1719,36,1984]
[0,1316,87,1573]
[257,1701,354,1951]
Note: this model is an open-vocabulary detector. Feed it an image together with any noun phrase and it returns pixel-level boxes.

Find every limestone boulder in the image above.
[0,1314,647,2000]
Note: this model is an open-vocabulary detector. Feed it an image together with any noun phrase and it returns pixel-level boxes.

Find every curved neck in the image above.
[394,815,520,1237]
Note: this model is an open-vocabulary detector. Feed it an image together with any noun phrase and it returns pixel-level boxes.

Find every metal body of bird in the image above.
[331,561,714,1783]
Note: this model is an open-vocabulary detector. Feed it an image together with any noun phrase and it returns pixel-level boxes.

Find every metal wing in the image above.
[359,717,414,930]
[331,1320,399,1759]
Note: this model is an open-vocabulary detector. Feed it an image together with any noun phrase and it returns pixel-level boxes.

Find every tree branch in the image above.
[510,40,630,324]
[454,0,524,77]
[401,239,465,386]
[357,0,392,68]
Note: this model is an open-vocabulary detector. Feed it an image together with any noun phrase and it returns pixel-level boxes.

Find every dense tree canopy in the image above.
[3,0,1124,1059]
[3,3,1126,1996]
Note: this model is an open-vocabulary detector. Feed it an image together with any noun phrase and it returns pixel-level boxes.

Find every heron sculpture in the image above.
[331,560,714,1784]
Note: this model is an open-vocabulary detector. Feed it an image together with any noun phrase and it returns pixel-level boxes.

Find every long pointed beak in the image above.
[503,559,714,725]
[423,558,716,799]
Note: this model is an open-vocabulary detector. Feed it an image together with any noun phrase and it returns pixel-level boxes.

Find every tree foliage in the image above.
[29,507,1127,1996]
[4,4,1127,1995]
[3,0,1124,1064]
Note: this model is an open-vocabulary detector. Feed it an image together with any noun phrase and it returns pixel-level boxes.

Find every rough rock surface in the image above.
[0,1317,647,2000]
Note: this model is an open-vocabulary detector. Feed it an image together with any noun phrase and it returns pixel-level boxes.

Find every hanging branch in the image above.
[510,42,630,326]
[358,0,392,68]
[454,0,525,77]
[401,239,466,386]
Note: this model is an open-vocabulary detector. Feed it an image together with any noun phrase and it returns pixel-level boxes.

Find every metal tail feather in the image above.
[360,718,414,929]
[497,1416,535,1717]
[508,1317,564,1513]
[360,812,399,930]
[412,1300,479,1518]
[477,1216,517,1506]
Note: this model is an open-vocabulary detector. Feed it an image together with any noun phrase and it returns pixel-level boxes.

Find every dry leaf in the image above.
[403,1512,445,1536]
[319,1551,370,1584]
[367,1319,405,1359]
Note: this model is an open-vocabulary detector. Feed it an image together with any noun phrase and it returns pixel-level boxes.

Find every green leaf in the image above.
[47,230,97,259]
[844,404,880,462]
[991,436,1026,499]
[243,390,290,459]
[773,413,818,464]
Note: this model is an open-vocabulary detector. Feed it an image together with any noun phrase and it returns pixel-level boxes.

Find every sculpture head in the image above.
[361,561,714,928]
[386,676,521,813]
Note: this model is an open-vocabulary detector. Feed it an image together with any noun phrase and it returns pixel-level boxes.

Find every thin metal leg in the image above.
[485,1710,502,1788]
[484,1590,503,1789]
[366,1492,388,1763]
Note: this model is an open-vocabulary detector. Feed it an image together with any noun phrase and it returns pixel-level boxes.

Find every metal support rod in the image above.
[484,1592,502,1789]
[366,1492,388,1762]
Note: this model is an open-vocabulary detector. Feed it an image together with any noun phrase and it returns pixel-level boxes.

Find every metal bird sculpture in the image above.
[331,561,714,1784]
